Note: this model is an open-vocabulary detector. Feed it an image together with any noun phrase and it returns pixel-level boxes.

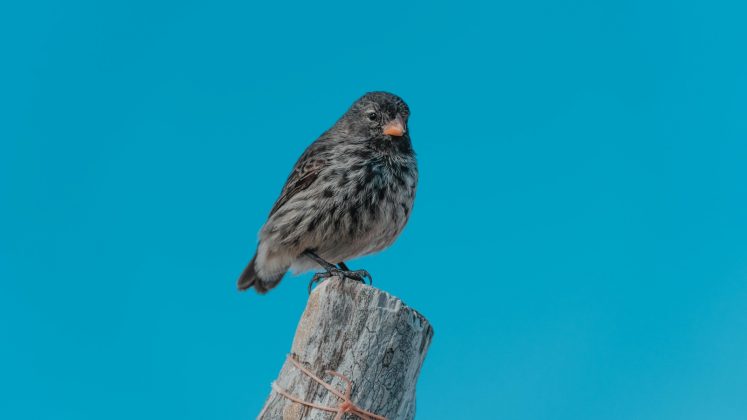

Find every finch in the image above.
[237,92,417,293]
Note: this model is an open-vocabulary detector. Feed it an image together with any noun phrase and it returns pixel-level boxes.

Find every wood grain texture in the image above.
[258,278,433,419]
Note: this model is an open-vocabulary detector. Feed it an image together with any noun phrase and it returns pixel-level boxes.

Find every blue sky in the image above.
[2,1,746,419]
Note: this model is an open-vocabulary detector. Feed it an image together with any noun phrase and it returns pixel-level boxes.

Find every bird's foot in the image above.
[307,268,373,294]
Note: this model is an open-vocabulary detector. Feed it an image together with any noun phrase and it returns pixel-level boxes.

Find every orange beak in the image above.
[383,114,406,137]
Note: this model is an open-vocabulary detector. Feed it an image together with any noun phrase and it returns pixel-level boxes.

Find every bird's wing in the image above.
[268,145,328,217]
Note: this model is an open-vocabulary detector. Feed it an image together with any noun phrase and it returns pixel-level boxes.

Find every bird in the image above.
[237,91,417,294]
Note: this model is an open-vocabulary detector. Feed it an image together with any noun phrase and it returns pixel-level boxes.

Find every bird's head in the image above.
[342,92,411,147]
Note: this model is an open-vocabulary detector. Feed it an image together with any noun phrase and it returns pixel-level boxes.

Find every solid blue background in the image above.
[2,1,746,419]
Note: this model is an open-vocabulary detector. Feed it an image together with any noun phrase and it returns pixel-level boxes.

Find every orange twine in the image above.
[270,355,387,420]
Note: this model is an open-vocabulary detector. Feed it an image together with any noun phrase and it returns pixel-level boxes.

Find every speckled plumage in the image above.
[238,92,417,293]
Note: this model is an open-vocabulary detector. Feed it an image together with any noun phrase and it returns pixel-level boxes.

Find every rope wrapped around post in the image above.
[270,355,386,420]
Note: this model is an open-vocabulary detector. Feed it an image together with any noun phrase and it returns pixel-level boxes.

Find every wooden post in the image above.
[258,277,434,419]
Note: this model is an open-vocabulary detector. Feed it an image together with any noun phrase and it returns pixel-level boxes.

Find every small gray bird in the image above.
[237,92,417,293]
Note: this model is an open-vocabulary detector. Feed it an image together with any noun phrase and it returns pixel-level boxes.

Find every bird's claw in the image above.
[343,269,373,285]
[307,268,373,294]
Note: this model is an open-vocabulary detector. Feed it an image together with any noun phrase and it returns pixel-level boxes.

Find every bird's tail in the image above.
[237,256,260,292]
[237,254,285,294]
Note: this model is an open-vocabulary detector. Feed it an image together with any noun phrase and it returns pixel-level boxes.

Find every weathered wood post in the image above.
[258,277,434,419]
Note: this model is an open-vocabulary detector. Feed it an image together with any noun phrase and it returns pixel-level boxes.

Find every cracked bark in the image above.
[257,277,434,419]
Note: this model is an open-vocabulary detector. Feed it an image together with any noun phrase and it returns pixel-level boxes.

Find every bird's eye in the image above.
[367,112,378,121]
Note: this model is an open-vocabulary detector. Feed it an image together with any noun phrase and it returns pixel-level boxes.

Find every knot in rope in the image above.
[270,355,387,420]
